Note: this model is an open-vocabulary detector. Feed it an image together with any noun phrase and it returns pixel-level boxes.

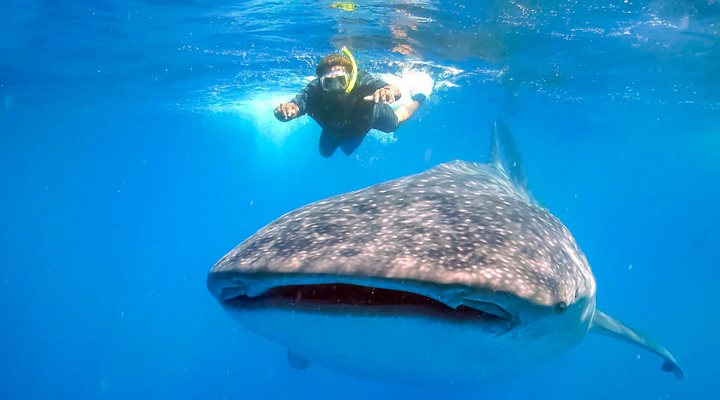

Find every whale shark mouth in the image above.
[224,283,512,326]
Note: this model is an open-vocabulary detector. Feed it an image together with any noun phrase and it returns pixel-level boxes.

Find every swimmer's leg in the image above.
[372,103,401,133]
[339,133,367,155]
[394,93,426,125]
[319,130,341,158]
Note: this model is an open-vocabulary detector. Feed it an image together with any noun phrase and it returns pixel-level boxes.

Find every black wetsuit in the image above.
[290,71,401,157]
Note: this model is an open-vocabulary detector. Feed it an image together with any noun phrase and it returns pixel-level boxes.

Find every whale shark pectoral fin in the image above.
[287,350,311,370]
[590,310,685,380]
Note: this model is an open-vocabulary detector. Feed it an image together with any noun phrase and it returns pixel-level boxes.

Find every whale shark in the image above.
[207,121,684,385]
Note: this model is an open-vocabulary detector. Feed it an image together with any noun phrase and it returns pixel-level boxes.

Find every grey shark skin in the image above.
[207,121,684,385]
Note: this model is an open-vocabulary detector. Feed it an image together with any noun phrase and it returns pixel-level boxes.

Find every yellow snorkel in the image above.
[341,46,358,93]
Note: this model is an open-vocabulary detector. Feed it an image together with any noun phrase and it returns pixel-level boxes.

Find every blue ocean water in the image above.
[1,0,719,398]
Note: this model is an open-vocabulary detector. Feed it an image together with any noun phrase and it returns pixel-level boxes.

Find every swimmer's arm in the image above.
[274,81,316,121]
[364,85,401,104]
[274,102,301,121]
[360,72,402,102]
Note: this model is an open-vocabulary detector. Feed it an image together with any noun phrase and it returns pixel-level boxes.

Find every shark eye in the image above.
[555,301,567,313]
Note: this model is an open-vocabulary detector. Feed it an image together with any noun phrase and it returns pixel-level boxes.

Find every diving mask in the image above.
[318,47,358,93]
[320,69,351,92]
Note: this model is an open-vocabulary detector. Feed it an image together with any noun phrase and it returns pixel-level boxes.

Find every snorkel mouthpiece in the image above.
[341,46,358,93]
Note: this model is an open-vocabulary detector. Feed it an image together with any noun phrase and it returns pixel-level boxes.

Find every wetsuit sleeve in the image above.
[290,79,319,116]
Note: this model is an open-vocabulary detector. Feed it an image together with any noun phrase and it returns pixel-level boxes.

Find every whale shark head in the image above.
[207,122,683,384]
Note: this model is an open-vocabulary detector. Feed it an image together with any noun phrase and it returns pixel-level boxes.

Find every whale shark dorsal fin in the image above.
[488,120,504,171]
[488,120,535,203]
[590,310,685,380]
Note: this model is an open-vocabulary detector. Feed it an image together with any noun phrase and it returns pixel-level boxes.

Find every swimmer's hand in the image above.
[364,85,400,104]
[274,102,300,121]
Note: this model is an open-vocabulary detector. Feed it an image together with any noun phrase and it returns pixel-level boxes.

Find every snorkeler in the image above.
[274,47,427,157]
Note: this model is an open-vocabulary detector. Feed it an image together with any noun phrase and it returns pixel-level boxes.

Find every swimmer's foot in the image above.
[410,92,426,106]
[409,87,430,106]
